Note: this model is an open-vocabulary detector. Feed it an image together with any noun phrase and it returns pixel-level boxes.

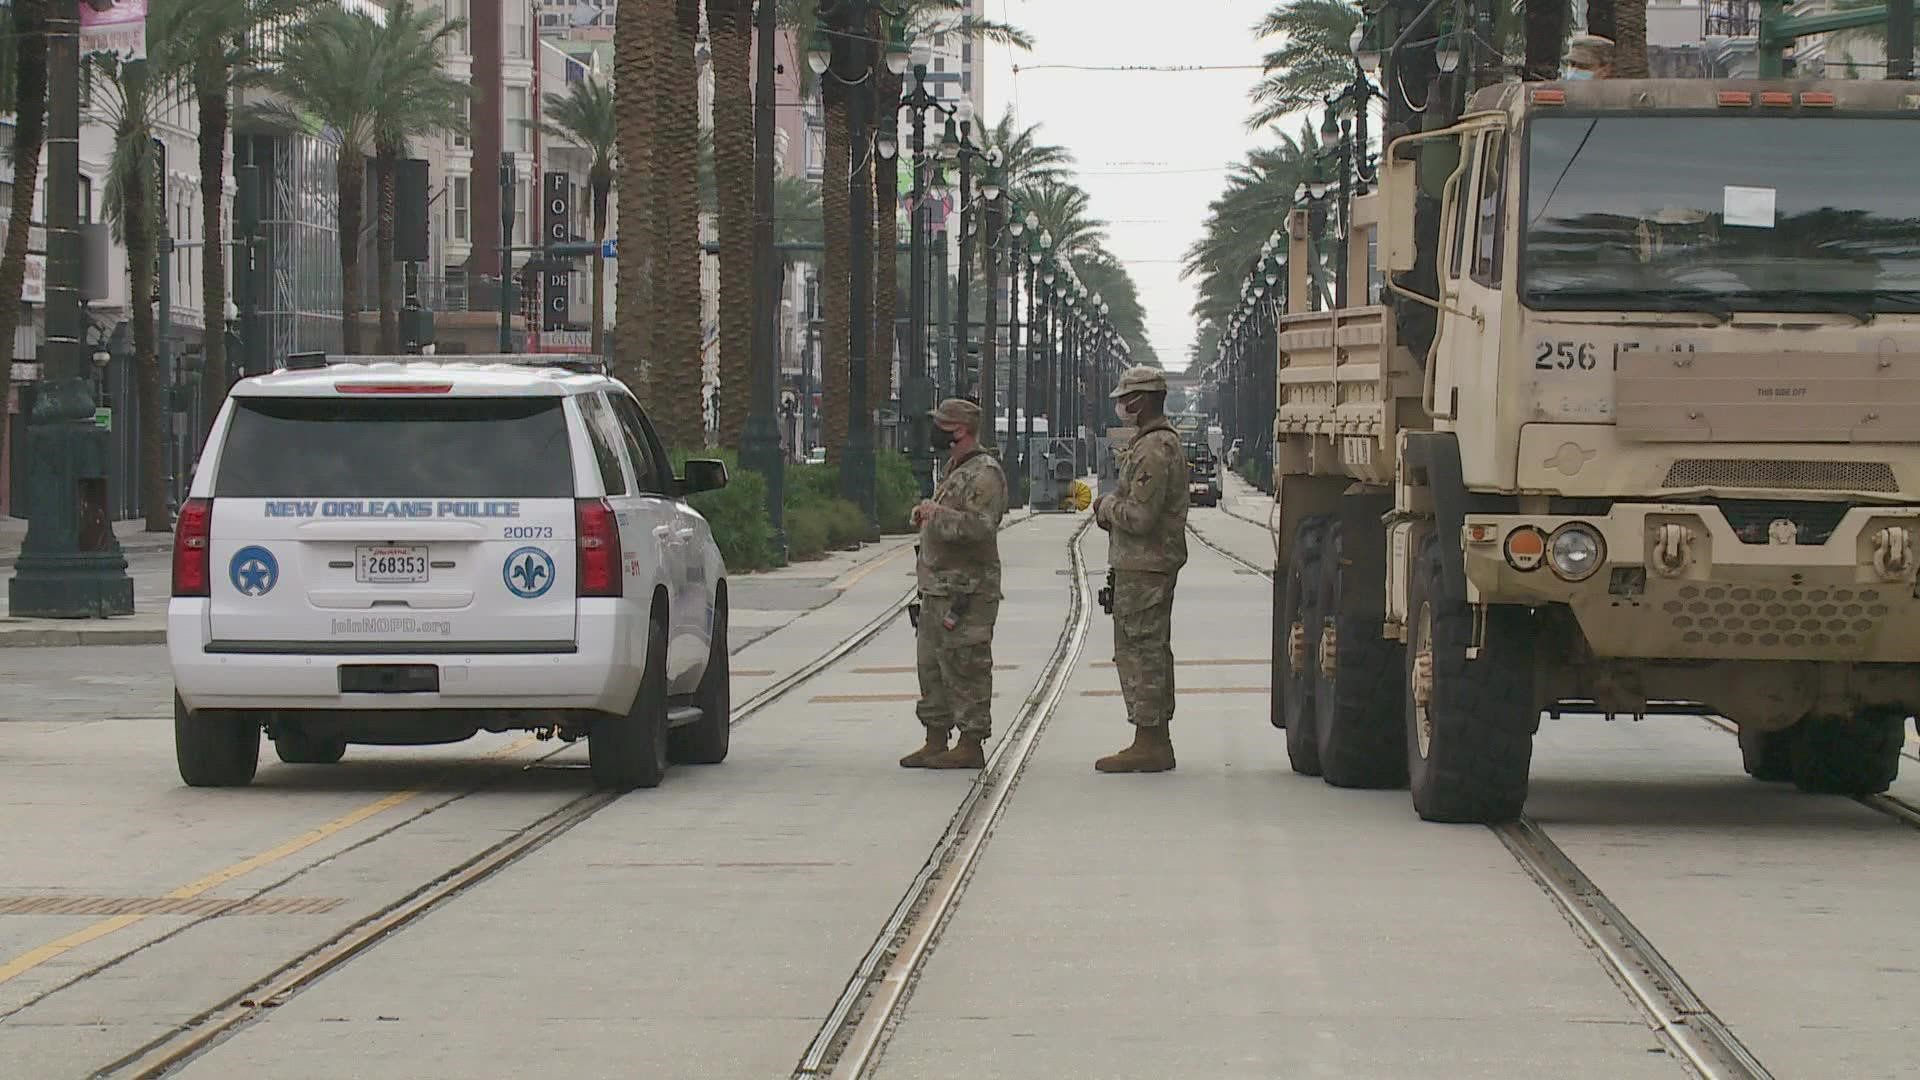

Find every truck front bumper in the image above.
[1461,503,1920,662]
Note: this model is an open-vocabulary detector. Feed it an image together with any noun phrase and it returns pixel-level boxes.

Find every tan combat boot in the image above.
[900,730,951,768]
[926,733,986,769]
[1094,725,1175,774]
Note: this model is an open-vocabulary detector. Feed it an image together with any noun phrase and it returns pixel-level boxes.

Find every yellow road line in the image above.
[829,542,912,592]
[0,734,537,986]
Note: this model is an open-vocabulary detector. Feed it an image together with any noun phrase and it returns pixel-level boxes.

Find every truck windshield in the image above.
[1522,115,1920,316]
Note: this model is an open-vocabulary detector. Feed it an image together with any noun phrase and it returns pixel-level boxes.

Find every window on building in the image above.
[451,174,470,242]
[507,87,530,152]
[447,0,470,53]
[505,0,529,58]
[454,98,469,148]
[514,178,531,245]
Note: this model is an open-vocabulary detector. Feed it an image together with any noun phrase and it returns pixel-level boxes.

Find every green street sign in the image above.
[94,407,111,431]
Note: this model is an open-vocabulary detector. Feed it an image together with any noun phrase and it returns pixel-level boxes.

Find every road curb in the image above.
[0,626,168,648]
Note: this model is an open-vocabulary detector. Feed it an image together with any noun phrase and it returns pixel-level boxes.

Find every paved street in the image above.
[4,505,1920,1078]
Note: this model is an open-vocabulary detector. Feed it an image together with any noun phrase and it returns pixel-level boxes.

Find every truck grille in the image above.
[1664,583,1889,651]
[1662,458,1896,493]
[1710,499,1852,545]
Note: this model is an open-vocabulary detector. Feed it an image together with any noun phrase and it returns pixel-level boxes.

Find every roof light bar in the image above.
[1717,90,1753,107]
[335,383,454,394]
[1530,88,1566,106]
[1759,90,1794,107]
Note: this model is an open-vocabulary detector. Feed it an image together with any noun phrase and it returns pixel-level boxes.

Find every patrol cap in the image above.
[1567,33,1615,68]
[929,397,983,430]
[1109,365,1169,398]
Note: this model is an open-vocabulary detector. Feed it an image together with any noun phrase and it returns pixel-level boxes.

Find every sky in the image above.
[978,0,1273,372]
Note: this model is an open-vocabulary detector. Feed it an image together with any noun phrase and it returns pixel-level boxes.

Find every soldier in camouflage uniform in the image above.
[1092,366,1188,773]
[901,398,1009,770]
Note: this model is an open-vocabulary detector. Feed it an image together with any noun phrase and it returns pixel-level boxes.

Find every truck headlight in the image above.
[1548,523,1605,582]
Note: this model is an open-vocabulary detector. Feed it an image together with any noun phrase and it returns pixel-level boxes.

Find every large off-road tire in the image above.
[273,725,347,765]
[175,693,261,788]
[1282,517,1327,775]
[670,599,731,765]
[1403,535,1538,824]
[1789,710,1902,795]
[1314,522,1409,790]
[1737,724,1794,782]
[591,615,671,791]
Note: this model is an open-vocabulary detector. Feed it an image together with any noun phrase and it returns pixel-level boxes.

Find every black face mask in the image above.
[930,426,957,452]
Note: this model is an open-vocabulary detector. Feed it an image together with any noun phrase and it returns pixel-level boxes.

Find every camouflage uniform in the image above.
[1096,414,1189,729]
[915,444,1008,741]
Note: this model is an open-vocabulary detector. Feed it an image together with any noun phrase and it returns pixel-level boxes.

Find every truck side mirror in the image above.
[1384,156,1421,275]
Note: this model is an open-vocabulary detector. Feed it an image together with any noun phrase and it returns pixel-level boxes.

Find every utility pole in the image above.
[743,0,787,559]
[11,4,134,617]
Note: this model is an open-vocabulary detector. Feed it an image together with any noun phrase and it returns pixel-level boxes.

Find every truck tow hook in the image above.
[1654,523,1694,577]
[1873,526,1914,580]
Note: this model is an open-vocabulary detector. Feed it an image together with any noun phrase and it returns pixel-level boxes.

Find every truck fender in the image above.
[1401,432,1468,608]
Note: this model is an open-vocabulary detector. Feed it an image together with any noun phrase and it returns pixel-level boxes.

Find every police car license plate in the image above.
[356,545,429,583]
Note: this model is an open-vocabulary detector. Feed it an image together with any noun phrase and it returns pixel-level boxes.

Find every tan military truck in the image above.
[1269,78,1920,823]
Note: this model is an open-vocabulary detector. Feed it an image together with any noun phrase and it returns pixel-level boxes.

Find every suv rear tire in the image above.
[273,724,347,765]
[591,615,670,791]
[175,693,261,787]
[671,601,731,765]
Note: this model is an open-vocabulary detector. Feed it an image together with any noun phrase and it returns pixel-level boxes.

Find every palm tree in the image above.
[707,0,753,450]
[1020,181,1108,258]
[369,2,468,354]
[1523,0,1570,80]
[1183,130,1318,329]
[0,0,48,382]
[1248,0,1361,130]
[94,52,192,530]
[981,109,1074,190]
[1074,247,1157,367]
[613,0,661,396]
[256,8,383,354]
[1613,0,1651,77]
[172,0,322,433]
[543,77,616,358]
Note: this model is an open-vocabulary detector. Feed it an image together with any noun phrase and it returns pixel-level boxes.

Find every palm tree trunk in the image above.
[1613,0,1650,77]
[196,82,229,441]
[1523,0,1569,80]
[820,81,850,464]
[651,0,705,450]
[1585,0,1616,43]
[0,0,49,375]
[126,178,167,531]
[337,153,365,354]
[376,146,399,355]
[612,0,657,392]
[872,65,901,413]
[590,172,610,358]
[708,0,752,450]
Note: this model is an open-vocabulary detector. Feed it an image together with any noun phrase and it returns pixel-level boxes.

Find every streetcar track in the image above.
[793,515,1094,1080]
[1184,516,1774,1079]
[88,513,1050,1078]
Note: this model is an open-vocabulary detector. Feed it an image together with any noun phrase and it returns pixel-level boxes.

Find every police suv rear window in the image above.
[214,397,574,498]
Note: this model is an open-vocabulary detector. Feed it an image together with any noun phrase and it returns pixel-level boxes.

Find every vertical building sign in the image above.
[543,172,571,331]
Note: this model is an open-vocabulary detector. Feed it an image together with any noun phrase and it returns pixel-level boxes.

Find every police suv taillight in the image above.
[576,498,623,597]
[174,498,212,597]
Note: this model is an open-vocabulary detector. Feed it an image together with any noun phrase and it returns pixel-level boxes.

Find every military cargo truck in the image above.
[1269,78,1920,823]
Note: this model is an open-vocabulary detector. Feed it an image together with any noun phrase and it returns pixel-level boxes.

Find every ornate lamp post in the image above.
[11,4,133,617]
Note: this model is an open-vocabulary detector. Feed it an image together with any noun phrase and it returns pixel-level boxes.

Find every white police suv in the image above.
[169,354,732,792]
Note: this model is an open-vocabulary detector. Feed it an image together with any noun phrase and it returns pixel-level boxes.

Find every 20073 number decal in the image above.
[504,526,555,539]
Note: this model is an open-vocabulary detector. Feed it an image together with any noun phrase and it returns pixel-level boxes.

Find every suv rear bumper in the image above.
[168,599,643,713]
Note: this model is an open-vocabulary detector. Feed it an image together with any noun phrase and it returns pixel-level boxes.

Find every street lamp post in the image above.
[498,156,515,352]
[976,157,1005,447]
[898,41,953,497]
[744,0,787,560]
[11,3,134,617]
[1002,204,1026,473]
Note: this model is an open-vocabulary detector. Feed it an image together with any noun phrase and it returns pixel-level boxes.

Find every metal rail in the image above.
[102,565,933,1079]
[793,518,1095,1079]
[1185,517,1776,1079]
